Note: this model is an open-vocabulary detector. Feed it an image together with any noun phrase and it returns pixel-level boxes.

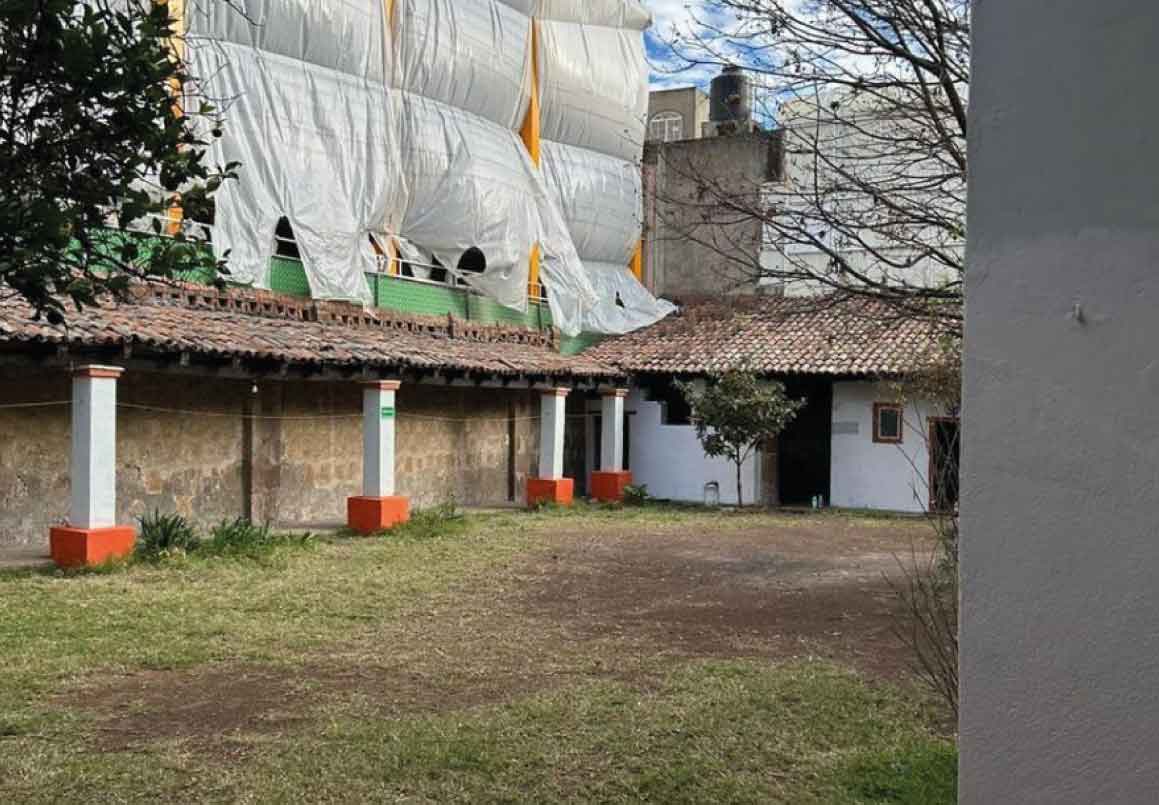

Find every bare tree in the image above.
[657,0,969,336]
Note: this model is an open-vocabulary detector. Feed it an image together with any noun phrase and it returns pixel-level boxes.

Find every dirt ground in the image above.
[60,511,936,753]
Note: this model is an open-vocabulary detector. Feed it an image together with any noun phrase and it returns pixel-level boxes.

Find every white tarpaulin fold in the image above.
[580,262,676,335]
[393,0,532,130]
[537,20,648,162]
[190,40,404,303]
[535,0,652,30]
[397,92,536,310]
[185,0,389,83]
[540,139,641,265]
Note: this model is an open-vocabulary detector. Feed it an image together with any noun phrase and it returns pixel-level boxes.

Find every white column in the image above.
[600,389,628,472]
[70,365,123,529]
[538,388,569,479]
[362,380,400,497]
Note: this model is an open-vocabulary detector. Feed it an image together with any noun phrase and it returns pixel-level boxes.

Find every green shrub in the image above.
[135,510,199,559]
[622,484,651,506]
[202,518,313,559]
[391,500,465,541]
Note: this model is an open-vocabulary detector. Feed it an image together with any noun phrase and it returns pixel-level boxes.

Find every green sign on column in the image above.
[381,406,396,420]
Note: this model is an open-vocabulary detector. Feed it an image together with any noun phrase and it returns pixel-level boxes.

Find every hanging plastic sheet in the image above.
[393,0,531,130]
[580,262,676,335]
[396,92,540,310]
[184,0,389,83]
[535,0,652,30]
[537,20,649,162]
[540,139,641,265]
[189,40,405,302]
[495,0,537,13]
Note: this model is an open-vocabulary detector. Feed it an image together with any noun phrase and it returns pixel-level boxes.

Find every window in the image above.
[873,403,903,444]
[649,111,684,143]
[274,216,300,259]
[659,382,692,426]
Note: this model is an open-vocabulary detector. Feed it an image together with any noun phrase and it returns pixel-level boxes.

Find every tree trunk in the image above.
[735,460,743,508]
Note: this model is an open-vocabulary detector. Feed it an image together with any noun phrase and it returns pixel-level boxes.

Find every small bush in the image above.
[622,484,651,506]
[135,511,199,560]
[202,518,313,559]
[392,500,465,541]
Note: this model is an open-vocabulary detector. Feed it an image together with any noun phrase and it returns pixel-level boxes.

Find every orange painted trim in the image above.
[50,526,136,568]
[602,388,630,399]
[543,387,570,397]
[527,478,574,507]
[364,379,402,391]
[74,365,125,380]
[590,471,632,503]
[521,19,542,300]
[347,496,410,535]
[629,241,643,280]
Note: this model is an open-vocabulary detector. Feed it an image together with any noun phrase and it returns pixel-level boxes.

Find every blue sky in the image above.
[642,0,722,90]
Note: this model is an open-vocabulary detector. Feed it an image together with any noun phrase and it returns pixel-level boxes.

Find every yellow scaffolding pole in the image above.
[521,19,542,300]
[161,0,185,236]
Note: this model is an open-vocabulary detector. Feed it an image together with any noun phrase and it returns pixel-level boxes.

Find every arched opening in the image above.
[648,111,684,143]
[457,247,486,274]
[274,216,300,259]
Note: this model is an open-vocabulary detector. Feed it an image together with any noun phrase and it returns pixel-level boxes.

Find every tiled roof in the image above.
[586,295,946,377]
[0,284,618,378]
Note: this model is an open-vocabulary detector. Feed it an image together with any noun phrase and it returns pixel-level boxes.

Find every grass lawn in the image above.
[0,505,955,803]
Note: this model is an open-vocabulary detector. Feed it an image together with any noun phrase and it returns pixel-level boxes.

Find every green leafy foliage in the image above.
[677,372,806,507]
[134,510,198,560]
[0,0,237,321]
[623,484,651,506]
[203,518,314,559]
[390,500,466,541]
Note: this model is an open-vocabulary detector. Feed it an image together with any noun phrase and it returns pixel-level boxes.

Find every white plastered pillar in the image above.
[70,365,123,529]
[600,389,628,472]
[538,387,569,479]
[362,380,399,497]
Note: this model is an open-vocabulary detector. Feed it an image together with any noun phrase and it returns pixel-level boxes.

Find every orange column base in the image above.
[527,478,574,507]
[50,526,136,568]
[590,470,633,502]
[347,496,410,535]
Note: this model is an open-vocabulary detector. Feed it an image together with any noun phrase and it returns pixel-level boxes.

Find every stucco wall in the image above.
[829,382,936,513]
[643,132,781,300]
[962,3,1159,802]
[0,368,539,547]
[626,389,760,506]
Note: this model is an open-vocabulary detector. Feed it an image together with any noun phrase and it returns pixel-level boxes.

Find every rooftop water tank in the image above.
[709,64,752,130]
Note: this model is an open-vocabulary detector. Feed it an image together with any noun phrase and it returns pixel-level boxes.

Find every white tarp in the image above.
[185,0,388,83]
[535,0,651,30]
[393,0,532,130]
[537,20,649,162]
[190,40,404,302]
[581,262,676,335]
[540,139,641,265]
[396,92,537,310]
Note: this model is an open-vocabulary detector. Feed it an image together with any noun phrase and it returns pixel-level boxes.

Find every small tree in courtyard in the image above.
[677,371,806,507]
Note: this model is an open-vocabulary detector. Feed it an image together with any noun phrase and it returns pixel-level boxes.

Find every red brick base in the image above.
[590,470,633,502]
[527,478,574,507]
[347,496,410,535]
[50,526,136,568]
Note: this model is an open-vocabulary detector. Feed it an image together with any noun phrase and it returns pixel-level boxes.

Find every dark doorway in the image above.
[929,417,960,512]
[777,378,832,506]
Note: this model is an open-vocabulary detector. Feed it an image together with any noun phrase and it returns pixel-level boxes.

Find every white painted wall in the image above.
[627,388,760,506]
[829,381,940,513]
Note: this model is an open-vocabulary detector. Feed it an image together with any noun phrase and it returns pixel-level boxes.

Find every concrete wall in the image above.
[0,367,539,547]
[829,381,937,513]
[626,388,760,506]
[643,132,782,300]
[962,3,1159,802]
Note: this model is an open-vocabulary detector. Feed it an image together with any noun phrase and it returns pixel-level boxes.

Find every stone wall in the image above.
[0,367,542,548]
